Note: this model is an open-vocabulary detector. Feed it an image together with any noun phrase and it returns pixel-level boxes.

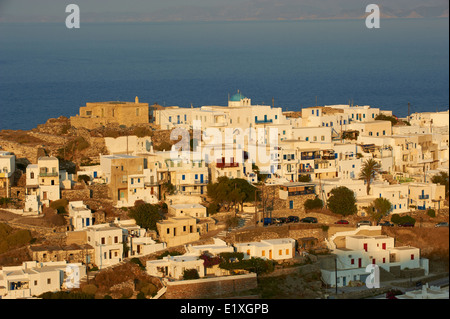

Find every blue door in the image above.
[289,201,294,209]
[343,276,347,286]
[86,218,90,226]
[200,174,204,183]
[93,171,97,178]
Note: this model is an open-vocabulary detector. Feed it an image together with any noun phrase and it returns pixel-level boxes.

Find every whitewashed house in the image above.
[68,201,93,230]
[234,238,296,261]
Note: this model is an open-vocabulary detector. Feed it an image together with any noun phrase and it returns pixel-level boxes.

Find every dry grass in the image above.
[383,227,449,272]
[0,130,45,145]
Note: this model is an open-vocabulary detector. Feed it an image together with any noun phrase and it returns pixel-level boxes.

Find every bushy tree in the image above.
[327,186,357,216]
[207,177,256,212]
[128,203,162,231]
[431,171,449,198]
[366,197,393,223]
[183,269,200,280]
[304,197,323,211]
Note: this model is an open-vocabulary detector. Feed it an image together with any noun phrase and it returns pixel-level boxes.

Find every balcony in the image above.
[255,119,273,124]
[301,155,319,161]
[321,155,336,160]
[216,162,239,169]
[194,180,208,184]
[418,195,429,200]
[39,172,59,177]
[298,168,314,173]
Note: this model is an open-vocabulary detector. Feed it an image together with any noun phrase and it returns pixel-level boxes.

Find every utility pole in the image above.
[334,257,338,295]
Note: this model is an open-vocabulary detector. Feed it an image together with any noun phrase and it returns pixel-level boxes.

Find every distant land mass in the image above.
[0,0,448,23]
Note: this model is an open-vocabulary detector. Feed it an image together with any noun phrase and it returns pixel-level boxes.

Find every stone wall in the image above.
[61,188,91,201]
[227,224,326,244]
[164,274,258,299]
[88,184,111,200]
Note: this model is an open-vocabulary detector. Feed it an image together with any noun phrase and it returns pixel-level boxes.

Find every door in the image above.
[382,243,386,250]
[93,171,97,178]
[269,250,272,259]
[342,276,347,286]
[200,174,204,183]
[43,192,48,200]
[363,243,368,252]
[358,258,362,268]
[289,201,294,209]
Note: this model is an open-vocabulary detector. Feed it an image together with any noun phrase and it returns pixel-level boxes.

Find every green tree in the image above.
[128,203,162,231]
[359,158,381,195]
[366,197,393,223]
[298,174,312,182]
[431,171,449,198]
[327,186,357,216]
[207,177,256,212]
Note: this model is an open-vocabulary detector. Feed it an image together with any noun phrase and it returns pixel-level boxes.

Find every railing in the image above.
[194,180,208,184]
[39,172,59,177]
[418,195,429,200]
[288,190,315,196]
[255,119,273,124]
[298,168,314,173]
[321,155,336,160]
[301,155,319,160]
[216,162,239,168]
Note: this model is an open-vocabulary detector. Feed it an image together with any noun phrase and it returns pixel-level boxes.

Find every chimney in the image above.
[135,96,139,104]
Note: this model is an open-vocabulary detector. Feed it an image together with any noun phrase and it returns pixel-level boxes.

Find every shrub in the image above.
[119,287,134,299]
[78,175,91,183]
[136,292,146,299]
[183,269,200,280]
[390,214,401,224]
[427,209,436,218]
[130,258,145,269]
[103,295,113,299]
[6,230,32,248]
[327,186,357,216]
[140,283,158,296]
[50,199,68,211]
[82,284,98,295]
[304,197,323,210]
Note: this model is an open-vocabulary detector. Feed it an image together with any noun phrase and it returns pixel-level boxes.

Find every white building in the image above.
[26,157,60,206]
[0,261,86,299]
[234,238,296,261]
[0,151,15,197]
[321,226,428,287]
[68,201,93,231]
[85,224,124,269]
[146,255,205,280]
[114,219,166,257]
[185,238,234,256]
[168,203,208,218]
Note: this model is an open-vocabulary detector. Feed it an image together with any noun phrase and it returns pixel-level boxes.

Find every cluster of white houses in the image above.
[0,93,448,298]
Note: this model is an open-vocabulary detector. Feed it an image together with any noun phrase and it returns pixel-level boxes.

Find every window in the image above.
[286,249,289,255]
[411,254,415,260]
[34,280,38,286]
[101,237,105,245]
[167,228,170,234]
[182,175,185,180]
[47,278,51,284]
[279,249,282,255]
[30,172,34,179]
[262,250,265,257]
[183,226,186,232]
[114,236,118,243]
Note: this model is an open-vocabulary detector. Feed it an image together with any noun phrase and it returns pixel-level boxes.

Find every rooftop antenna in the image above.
[408,102,411,120]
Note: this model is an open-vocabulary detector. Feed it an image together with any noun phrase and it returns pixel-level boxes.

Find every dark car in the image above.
[335,220,349,224]
[435,222,449,228]
[378,221,394,227]
[277,217,288,224]
[287,216,300,223]
[300,217,318,224]
[357,220,372,227]
[398,222,414,227]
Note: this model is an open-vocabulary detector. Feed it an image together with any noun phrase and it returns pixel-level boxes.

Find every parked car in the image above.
[300,217,318,224]
[435,222,449,228]
[378,221,394,227]
[357,220,372,227]
[260,218,273,226]
[398,222,414,227]
[277,217,288,224]
[335,220,349,224]
[287,216,299,223]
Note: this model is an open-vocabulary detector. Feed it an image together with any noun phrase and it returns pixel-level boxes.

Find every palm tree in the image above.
[359,158,381,195]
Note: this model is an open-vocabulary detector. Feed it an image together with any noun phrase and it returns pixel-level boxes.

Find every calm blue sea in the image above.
[0,18,448,130]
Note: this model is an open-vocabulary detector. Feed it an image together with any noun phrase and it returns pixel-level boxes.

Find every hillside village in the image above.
[0,93,448,299]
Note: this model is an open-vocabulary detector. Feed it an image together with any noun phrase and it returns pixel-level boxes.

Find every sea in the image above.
[0,18,448,131]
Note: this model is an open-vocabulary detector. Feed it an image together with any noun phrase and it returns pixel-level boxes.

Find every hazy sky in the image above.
[0,0,448,22]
